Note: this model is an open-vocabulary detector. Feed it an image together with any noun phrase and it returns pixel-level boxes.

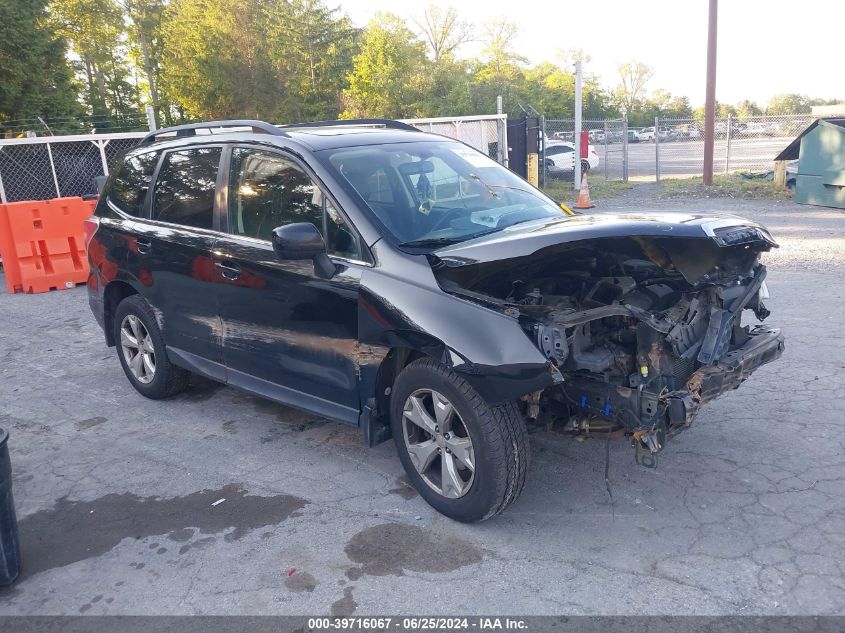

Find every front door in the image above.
[212,146,366,423]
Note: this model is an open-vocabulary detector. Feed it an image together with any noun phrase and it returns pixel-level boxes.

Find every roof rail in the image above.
[140,120,287,145]
[280,118,420,133]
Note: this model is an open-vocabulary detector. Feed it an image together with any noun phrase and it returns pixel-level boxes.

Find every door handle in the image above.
[214,261,241,280]
[136,238,151,254]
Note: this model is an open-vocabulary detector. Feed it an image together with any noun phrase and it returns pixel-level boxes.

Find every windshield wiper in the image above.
[400,228,505,249]
[399,237,466,248]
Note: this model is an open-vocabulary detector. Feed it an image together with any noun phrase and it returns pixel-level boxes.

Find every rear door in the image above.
[125,145,226,376]
[212,145,366,422]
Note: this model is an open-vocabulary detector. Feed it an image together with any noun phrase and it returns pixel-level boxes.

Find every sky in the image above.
[339,0,843,108]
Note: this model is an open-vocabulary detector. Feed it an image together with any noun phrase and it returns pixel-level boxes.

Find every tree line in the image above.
[1,0,840,135]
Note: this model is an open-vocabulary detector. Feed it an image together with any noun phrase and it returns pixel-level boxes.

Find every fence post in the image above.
[0,156,7,204]
[724,113,733,174]
[45,141,61,198]
[654,116,661,182]
[622,114,628,182]
[145,105,157,132]
[603,120,609,181]
[95,140,110,176]
[540,115,546,188]
[501,117,509,169]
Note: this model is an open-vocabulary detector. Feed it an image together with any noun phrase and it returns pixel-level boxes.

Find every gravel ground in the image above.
[0,190,843,616]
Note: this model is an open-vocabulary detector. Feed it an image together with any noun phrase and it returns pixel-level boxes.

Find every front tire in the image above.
[390,358,530,522]
[113,295,190,399]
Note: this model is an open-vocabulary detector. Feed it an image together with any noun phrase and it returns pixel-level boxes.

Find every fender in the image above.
[358,242,562,405]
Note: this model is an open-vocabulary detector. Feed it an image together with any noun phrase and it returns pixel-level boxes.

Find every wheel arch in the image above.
[103,280,139,346]
[361,341,440,447]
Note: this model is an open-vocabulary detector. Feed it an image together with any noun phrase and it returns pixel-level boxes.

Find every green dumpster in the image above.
[775,118,845,209]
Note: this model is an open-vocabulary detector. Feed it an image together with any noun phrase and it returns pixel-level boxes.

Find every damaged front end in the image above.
[433,218,785,466]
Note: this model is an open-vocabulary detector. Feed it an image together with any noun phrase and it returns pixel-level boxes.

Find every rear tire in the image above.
[390,358,530,522]
[113,295,190,399]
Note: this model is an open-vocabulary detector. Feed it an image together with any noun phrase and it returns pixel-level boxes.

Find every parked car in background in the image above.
[627,130,640,143]
[745,121,779,137]
[637,127,671,142]
[715,121,748,138]
[589,129,606,144]
[544,141,599,176]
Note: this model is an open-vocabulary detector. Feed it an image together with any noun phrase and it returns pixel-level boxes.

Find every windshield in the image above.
[322,141,566,247]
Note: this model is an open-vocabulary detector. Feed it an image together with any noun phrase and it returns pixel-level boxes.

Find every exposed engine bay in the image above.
[433,231,785,466]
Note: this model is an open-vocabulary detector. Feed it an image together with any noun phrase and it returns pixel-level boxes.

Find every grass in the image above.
[542,172,633,202]
[657,173,792,200]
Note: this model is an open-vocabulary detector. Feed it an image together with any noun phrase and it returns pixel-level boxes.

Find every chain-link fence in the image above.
[0,133,146,202]
[0,115,508,203]
[649,114,813,180]
[540,113,813,190]
[403,114,508,165]
[544,118,628,183]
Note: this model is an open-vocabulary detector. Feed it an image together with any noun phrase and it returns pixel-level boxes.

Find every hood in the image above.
[431,212,776,267]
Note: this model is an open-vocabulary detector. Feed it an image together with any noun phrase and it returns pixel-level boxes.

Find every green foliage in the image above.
[160,0,282,119]
[0,0,80,125]
[123,0,168,124]
[7,2,842,130]
[766,93,811,115]
[267,0,356,122]
[342,13,429,118]
[612,61,653,113]
[51,0,140,121]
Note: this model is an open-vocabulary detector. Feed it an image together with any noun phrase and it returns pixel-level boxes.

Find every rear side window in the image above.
[152,147,222,229]
[108,151,160,216]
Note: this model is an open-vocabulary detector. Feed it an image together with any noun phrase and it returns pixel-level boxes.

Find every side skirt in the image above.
[166,346,360,426]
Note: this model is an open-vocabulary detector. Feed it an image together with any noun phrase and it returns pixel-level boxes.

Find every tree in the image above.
[413,5,472,63]
[50,0,139,122]
[342,13,429,118]
[556,48,591,69]
[0,0,79,127]
[268,0,357,122]
[161,0,282,119]
[479,17,526,79]
[734,99,761,120]
[121,0,167,124]
[520,62,574,118]
[767,93,810,114]
[613,61,653,113]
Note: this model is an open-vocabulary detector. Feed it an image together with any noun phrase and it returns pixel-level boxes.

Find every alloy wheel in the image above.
[120,314,156,384]
[402,388,475,498]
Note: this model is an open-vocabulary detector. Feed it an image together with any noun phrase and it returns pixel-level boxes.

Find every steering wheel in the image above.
[431,207,467,231]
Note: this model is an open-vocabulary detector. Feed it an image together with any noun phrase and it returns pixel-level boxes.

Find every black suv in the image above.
[86,119,784,522]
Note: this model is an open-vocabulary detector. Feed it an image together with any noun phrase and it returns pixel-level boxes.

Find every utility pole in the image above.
[574,60,583,190]
[703,0,718,185]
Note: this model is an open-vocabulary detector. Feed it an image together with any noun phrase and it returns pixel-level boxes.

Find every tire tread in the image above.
[396,358,530,521]
[114,295,190,399]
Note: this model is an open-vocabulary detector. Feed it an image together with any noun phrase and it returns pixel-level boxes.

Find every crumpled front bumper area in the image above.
[683,325,784,409]
[639,324,784,465]
[560,325,784,466]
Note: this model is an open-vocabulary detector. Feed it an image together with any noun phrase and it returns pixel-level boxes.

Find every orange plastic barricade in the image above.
[0,197,98,294]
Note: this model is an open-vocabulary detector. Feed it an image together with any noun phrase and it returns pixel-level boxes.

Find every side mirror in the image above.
[272,223,325,260]
[271,222,336,279]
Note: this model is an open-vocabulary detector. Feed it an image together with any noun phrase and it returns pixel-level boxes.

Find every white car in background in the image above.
[637,127,673,142]
[544,141,600,176]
